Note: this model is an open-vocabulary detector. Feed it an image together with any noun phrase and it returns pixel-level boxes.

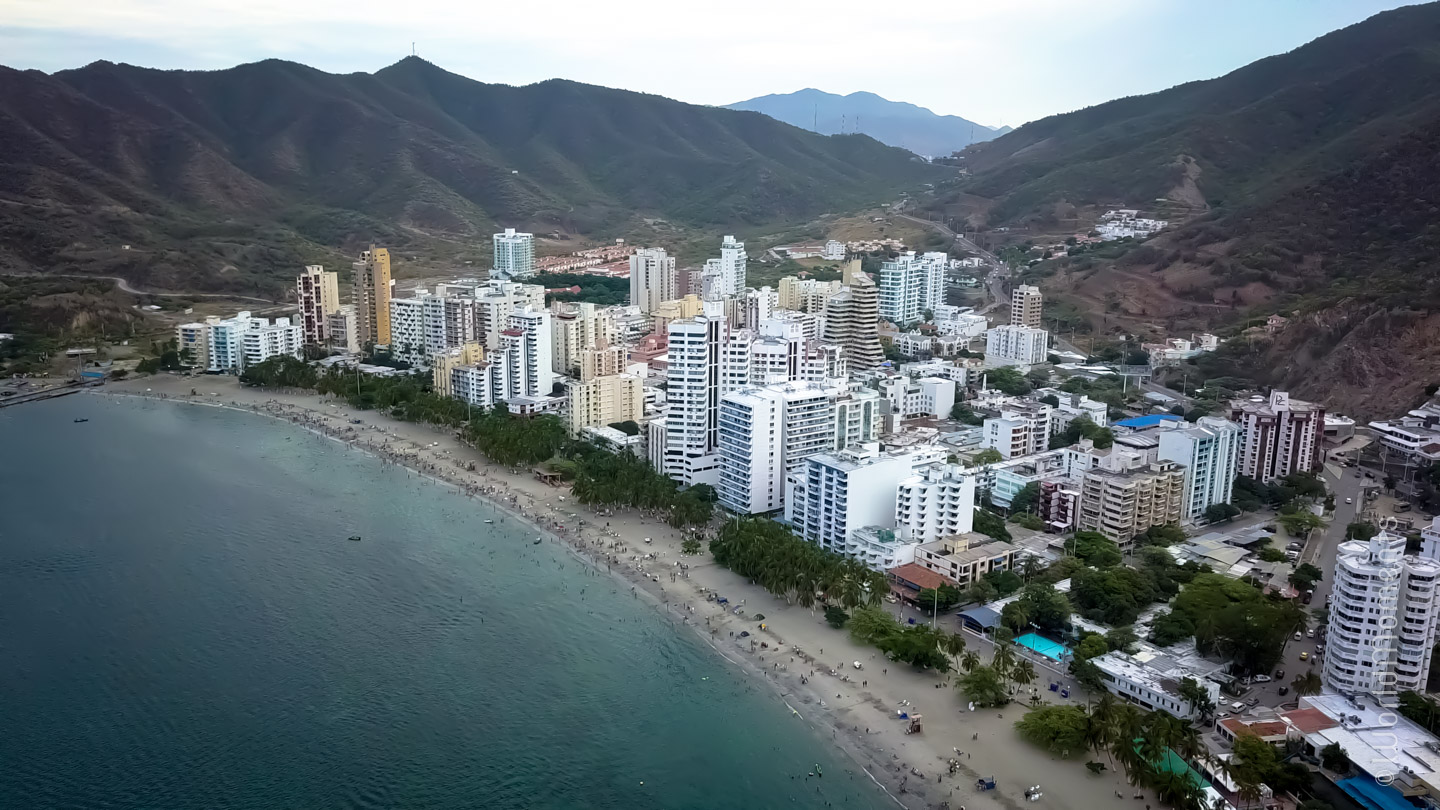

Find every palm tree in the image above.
[991,627,1016,681]
[942,633,967,671]
[1291,670,1323,697]
[1086,692,1120,762]
[1012,659,1036,691]
[960,650,981,672]
[1108,704,1148,784]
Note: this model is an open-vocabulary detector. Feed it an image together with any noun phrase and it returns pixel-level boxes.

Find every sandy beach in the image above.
[97,374,1157,810]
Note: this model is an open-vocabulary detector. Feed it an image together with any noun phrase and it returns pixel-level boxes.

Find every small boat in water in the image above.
[533,537,542,545]
[73,418,89,423]
[348,535,362,542]
[484,519,494,524]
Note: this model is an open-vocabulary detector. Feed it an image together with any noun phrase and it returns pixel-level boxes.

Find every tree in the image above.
[963,577,999,607]
[971,448,1004,466]
[1346,521,1379,541]
[1074,634,1109,661]
[1014,583,1072,635]
[1291,670,1323,697]
[1105,626,1139,653]
[984,366,1032,396]
[959,665,1009,706]
[1009,482,1041,515]
[824,605,850,628]
[1012,512,1046,530]
[680,537,702,555]
[1015,705,1089,755]
[1278,511,1324,538]
[916,584,964,613]
[1320,742,1348,773]
[950,402,984,425]
[973,508,1012,541]
[1135,523,1186,547]
[1178,677,1217,723]
[1258,547,1288,563]
[982,568,1023,597]
[1289,563,1323,592]
[1012,659,1037,690]
[1069,531,1122,567]
[1204,503,1242,524]
[1039,394,1060,407]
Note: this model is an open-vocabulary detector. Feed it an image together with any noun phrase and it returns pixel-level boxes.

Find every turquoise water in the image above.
[0,396,884,809]
[1014,632,1070,661]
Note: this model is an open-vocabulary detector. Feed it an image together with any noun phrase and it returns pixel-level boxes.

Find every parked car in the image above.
[1230,701,1245,713]
[1278,686,1290,697]
[1293,631,1303,640]
[1254,675,1272,683]
[1300,651,1310,661]
[1345,497,1353,504]
[1306,629,1316,638]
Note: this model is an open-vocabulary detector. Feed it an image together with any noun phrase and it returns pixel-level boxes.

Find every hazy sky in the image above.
[2,0,1420,126]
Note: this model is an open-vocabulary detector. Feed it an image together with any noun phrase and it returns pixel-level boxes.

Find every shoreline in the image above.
[93,377,1152,810]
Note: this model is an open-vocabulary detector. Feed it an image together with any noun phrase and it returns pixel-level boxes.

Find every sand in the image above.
[99,375,1158,810]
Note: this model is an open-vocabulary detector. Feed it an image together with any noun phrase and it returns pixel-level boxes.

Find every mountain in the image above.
[726,88,1008,157]
[938,2,1440,418]
[0,57,937,295]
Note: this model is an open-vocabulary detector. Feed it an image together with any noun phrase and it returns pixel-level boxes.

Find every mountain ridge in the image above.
[0,57,938,295]
[726,87,1008,156]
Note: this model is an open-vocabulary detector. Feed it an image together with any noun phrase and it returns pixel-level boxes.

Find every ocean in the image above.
[0,395,885,809]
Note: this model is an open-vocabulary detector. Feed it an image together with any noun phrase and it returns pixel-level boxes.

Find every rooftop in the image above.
[1114,414,1183,429]
[887,562,955,591]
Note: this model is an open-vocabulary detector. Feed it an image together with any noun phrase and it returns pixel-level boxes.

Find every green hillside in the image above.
[0,57,938,294]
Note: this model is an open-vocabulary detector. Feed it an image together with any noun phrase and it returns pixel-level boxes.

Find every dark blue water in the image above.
[0,396,883,809]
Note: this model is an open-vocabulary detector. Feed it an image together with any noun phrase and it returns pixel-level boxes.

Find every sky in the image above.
[1,0,1422,127]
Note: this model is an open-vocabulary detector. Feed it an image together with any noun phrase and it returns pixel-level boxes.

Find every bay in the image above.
[0,395,884,809]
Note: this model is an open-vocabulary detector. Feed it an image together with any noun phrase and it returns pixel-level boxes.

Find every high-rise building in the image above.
[659,304,729,486]
[296,265,340,344]
[475,280,546,350]
[1228,391,1325,483]
[551,302,616,376]
[630,248,677,313]
[778,276,844,313]
[984,325,1049,368]
[823,266,884,371]
[388,294,429,367]
[738,286,776,330]
[1011,284,1043,328]
[577,344,629,381]
[352,246,392,347]
[1157,417,1242,522]
[717,382,839,515]
[176,312,302,373]
[1077,458,1185,551]
[832,387,882,450]
[431,342,484,398]
[877,251,946,326]
[493,228,535,279]
[785,447,918,556]
[1324,522,1440,696]
[565,373,644,436]
[715,235,747,299]
[650,294,704,335]
[983,403,1054,459]
[327,305,359,354]
[895,464,976,543]
[450,308,554,409]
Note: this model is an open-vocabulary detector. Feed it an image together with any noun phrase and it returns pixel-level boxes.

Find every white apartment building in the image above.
[388,295,429,367]
[1367,400,1440,463]
[708,235,747,299]
[327,305,359,354]
[786,447,918,557]
[823,240,846,261]
[933,304,989,339]
[984,325,1049,368]
[1228,391,1325,483]
[1042,391,1110,432]
[895,463,976,543]
[450,308,554,410]
[1157,417,1242,522]
[1011,284,1043,328]
[737,286,776,330]
[177,311,303,373]
[983,402,1053,459]
[833,387,882,450]
[659,304,729,487]
[473,280,546,351]
[1324,523,1440,696]
[630,248,677,313]
[877,251,946,326]
[565,373,644,437]
[492,228,535,279]
[717,383,838,515]
[296,265,340,344]
[877,375,956,419]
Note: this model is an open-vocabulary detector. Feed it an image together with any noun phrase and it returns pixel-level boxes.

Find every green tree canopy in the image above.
[1015,705,1090,756]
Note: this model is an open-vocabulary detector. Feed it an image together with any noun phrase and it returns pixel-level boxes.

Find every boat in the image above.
[73,418,89,423]
[532,538,542,545]
[484,519,494,524]
[348,535,362,542]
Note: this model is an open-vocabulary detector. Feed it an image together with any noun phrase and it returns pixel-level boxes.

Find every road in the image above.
[5,272,282,305]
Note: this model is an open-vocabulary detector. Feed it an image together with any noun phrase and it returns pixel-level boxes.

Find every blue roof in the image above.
[1338,775,1417,810]
[1114,414,1183,429]
[957,606,1002,630]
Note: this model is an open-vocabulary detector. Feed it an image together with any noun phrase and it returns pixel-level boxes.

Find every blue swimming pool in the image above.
[1014,632,1070,661]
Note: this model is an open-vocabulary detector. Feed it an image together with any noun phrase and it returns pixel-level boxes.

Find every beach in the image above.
[99,374,1156,810]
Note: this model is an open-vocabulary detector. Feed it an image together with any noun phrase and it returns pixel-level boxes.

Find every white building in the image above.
[450,308,554,410]
[1011,284,1042,328]
[895,463,976,543]
[983,402,1053,459]
[877,251,946,326]
[492,228,535,279]
[388,294,430,367]
[933,304,989,339]
[474,280,546,351]
[1096,210,1168,241]
[1092,649,1222,721]
[1324,522,1440,696]
[630,248,677,313]
[177,311,302,373]
[659,304,729,487]
[717,383,839,515]
[326,305,359,354]
[712,235,747,299]
[822,240,846,260]
[1043,390,1109,432]
[833,387,882,450]
[1228,391,1325,483]
[877,375,956,419]
[551,302,617,376]
[786,447,920,558]
[985,325,1049,368]
[1156,417,1242,522]
[779,276,843,314]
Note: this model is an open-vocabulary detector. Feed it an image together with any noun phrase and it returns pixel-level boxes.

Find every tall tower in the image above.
[629,248,677,313]
[1011,284,1043,328]
[352,246,392,348]
[719,235,746,297]
[823,270,884,371]
[296,264,339,345]
[492,228,535,279]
